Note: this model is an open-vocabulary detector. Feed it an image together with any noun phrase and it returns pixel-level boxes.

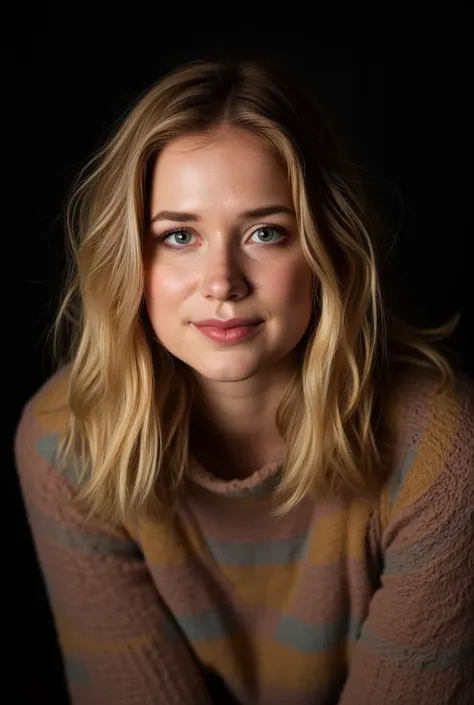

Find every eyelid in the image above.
[247,224,287,243]
[153,226,196,240]
[153,223,288,247]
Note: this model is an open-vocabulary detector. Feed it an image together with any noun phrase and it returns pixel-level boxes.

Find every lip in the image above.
[193,317,263,329]
[191,320,263,345]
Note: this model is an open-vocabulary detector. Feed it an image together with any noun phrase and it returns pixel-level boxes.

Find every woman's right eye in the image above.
[159,229,196,249]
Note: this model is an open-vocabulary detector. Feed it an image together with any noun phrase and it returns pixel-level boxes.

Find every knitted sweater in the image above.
[14,365,474,705]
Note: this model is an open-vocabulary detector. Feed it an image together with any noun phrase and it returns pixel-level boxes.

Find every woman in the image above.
[15,57,474,705]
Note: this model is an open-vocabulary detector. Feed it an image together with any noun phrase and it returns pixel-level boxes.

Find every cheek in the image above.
[266,259,314,311]
[144,263,192,308]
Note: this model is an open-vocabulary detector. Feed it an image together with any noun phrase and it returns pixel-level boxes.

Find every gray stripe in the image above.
[275,614,359,653]
[36,433,88,488]
[389,448,417,508]
[205,533,308,566]
[64,656,90,686]
[360,626,474,669]
[177,607,237,641]
[27,503,141,559]
[384,506,473,574]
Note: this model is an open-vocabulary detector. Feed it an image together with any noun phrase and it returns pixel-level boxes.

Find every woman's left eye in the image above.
[248,226,286,245]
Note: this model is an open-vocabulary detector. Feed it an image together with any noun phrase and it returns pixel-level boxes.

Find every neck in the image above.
[189,363,297,480]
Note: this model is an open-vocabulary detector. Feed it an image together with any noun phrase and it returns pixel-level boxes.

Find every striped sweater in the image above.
[14,365,474,705]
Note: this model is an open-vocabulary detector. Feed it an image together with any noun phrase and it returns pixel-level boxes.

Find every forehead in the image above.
[149,127,292,211]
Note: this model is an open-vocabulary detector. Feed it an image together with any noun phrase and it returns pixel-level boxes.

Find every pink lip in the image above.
[193,318,263,329]
[192,320,263,344]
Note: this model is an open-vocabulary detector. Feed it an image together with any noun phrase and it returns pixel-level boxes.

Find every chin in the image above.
[192,360,262,383]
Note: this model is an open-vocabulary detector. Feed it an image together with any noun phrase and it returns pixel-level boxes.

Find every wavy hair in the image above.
[53,57,460,524]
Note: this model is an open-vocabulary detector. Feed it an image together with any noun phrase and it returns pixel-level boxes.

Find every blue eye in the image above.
[156,224,287,251]
[249,226,286,244]
[160,229,195,248]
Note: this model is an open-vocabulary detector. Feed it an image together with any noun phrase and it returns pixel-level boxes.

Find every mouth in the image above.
[193,318,263,329]
[191,321,263,345]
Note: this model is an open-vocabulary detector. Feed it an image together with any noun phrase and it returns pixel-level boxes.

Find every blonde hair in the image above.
[53,57,460,524]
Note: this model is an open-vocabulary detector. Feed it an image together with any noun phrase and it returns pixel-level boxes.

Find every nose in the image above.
[199,243,250,301]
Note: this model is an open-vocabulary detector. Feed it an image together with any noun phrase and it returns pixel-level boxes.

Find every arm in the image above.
[338,375,474,704]
[15,398,213,705]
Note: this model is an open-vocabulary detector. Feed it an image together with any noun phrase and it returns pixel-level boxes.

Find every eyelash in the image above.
[154,224,288,251]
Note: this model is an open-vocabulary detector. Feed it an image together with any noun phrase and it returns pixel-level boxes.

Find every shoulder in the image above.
[379,364,474,530]
[15,366,136,546]
[16,365,72,440]
[14,366,74,485]
[386,363,473,442]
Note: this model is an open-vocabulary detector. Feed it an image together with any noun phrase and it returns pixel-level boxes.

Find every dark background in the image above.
[11,6,472,704]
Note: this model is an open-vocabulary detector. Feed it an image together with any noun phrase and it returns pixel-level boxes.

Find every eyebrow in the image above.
[150,204,295,224]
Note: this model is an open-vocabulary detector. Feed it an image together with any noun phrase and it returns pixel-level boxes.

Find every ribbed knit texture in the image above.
[14,365,474,704]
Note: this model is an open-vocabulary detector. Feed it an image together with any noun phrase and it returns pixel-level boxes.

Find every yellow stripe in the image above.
[255,638,346,689]
[34,369,71,437]
[345,499,376,562]
[221,562,299,608]
[378,484,391,532]
[391,387,461,517]
[193,636,346,690]
[305,508,348,565]
[137,516,208,566]
[305,500,372,566]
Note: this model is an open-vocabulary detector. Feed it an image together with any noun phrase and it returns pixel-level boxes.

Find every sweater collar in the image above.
[188,456,285,498]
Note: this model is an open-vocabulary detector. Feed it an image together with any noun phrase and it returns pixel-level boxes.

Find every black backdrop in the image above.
[11,7,472,704]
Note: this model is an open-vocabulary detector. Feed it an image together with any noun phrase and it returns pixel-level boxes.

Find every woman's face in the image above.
[144,127,314,384]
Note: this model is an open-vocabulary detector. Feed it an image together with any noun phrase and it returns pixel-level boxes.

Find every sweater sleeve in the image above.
[14,385,213,705]
[338,371,474,705]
